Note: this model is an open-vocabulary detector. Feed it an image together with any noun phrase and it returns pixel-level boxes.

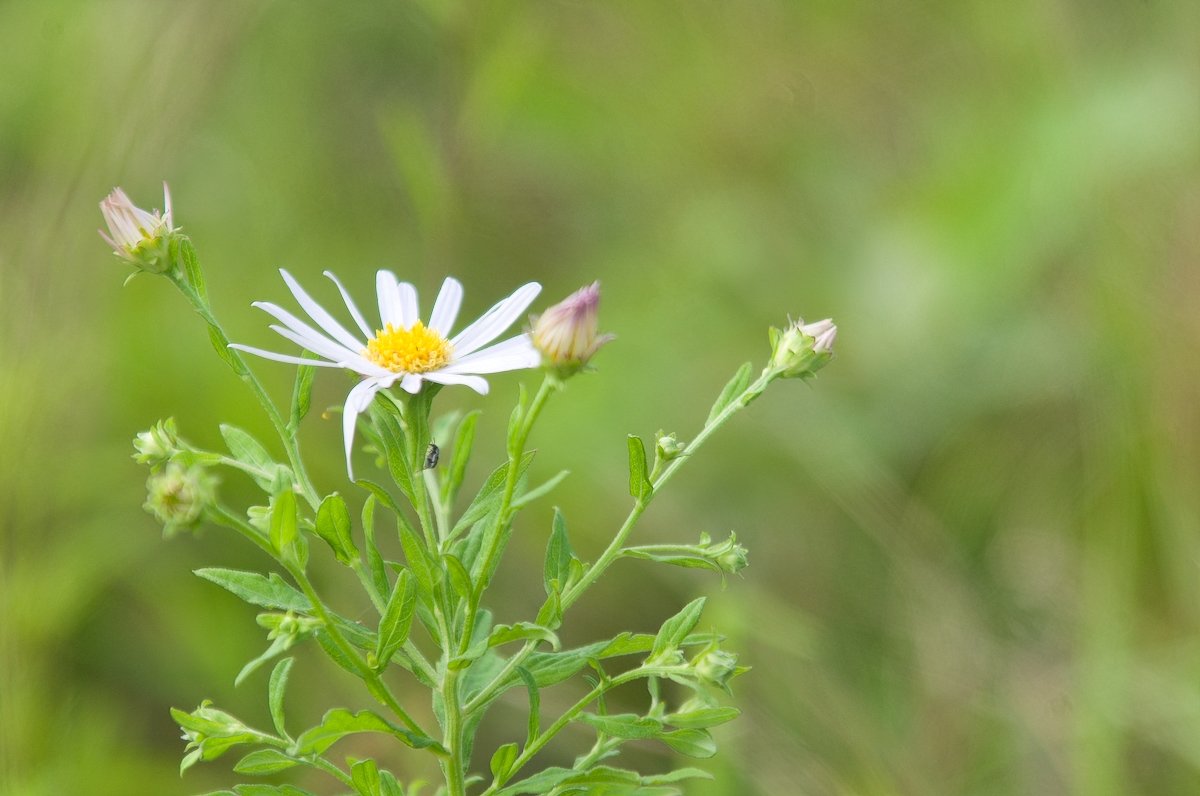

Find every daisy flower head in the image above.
[231,270,543,478]
[99,183,179,273]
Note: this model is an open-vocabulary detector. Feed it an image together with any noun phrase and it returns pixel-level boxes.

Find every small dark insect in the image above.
[424,443,440,470]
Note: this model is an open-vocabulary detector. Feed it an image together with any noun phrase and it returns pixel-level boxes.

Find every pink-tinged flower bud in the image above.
[530,281,615,376]
[99,183,179,274]
[768,316,837,379]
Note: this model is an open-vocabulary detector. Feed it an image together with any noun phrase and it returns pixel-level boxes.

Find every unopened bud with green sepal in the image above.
[99,183,181,276]
[768,317,837,379]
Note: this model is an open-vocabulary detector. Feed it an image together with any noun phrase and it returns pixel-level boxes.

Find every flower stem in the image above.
[457,376,556,657]
[168,272,320,510]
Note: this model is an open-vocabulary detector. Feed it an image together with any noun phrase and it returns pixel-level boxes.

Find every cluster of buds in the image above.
[530,281,615,378]
[98,184,180,276]
[768,317,837,379]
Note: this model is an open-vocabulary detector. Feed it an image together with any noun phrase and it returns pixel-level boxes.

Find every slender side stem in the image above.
[208,504,431,740]
[465,371,775,715]
[457,376,556,656]
[286,564,433,739]
[564,371,772,608]
[169,275,320,510]
[479,665,688,795]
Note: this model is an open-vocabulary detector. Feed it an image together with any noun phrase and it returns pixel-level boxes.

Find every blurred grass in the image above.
[3,0,1200,793]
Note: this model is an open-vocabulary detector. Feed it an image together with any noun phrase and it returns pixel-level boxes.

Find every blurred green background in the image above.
[3,1,1200,793]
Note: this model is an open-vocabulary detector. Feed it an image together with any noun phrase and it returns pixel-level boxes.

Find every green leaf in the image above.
[506,383,529,460]
[448,452,535,541]
[233,785,318,796]
[488,622,560,651]
[269,489,299,555]
[194,568,310,612]
[397,515,436,598]
[492,767,575,796]
[490,742,519,783]
[350,758,381,796]
[511,469,570,511]
[179,238,208,301]
[659,728,717,758]
[650,598,707,661]
[356,479,403,515]
[443,553,473,602]
[288,353,318,432]
[440,410,480,508]
[516,666,540,745]
[235,633,292,687]
[360,495,390,598]
[376,570,416,667]
[221,424,280,490]
[268,657,294,738]
[207,324,248,375]
[706,361,753,424]
[663,706,739,729]
[315,493,358,564]
[577,712,663,740]
[314,630,359,675]
[370,403,415,502]
[626,435,653,502]
[292,709,438,755]
[233,749,299,775]
[542,509,579,596]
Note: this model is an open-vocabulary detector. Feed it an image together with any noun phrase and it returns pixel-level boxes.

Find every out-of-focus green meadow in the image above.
[3,1,1200,793]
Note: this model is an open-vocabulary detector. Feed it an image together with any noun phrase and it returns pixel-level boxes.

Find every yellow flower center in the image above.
[364,321,452,373]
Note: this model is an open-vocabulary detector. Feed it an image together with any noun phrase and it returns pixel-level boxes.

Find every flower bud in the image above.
[133,418,183,467]
[144,463,216,536]
[691,642,742,690]
[704,532,749,575]
[654,430,687,463]
[99,183,179,274]
[531,282,615,377]
[768,317,836,379]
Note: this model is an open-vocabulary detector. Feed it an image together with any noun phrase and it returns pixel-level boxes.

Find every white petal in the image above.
[422,372,490,394]
[397,282,419,328]
[400,374,423,393]
[324,270,373,339]
[377,270,402,328]
[450,282,542,357]
[162,182,173,228]
[259,314,361,365]
[442,334,539,375]
[268,326,392,377]
[343,379,383,480]
[228,343,344,367]
[280,269,365,353]
[428,277,463,336]
[253,300,349,354]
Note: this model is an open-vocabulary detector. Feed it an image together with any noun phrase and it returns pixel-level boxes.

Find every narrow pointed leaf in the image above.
[376,570,417,667]
[194,568,310,612]
[706,362,753,424]
[626,435,652,501]
[268,657,294,738]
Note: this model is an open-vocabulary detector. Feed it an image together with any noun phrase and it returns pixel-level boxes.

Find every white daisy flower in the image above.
[231,270,543,478]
